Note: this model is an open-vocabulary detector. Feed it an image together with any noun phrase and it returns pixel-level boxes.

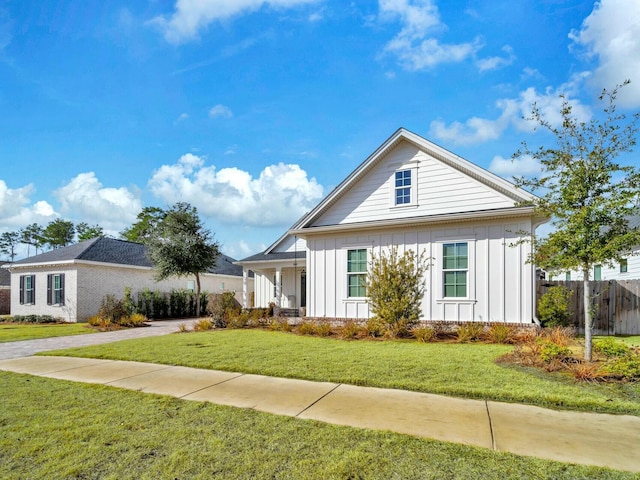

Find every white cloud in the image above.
[148,154,324,227]
[54,173,142,231]
[429,81,592,145]
[476,45,515,73]
[0,180,56,229]
[150,0,318,44]
[489,155,542,177]
[570,0,640,107]
[175,112,189,123]
[379,0,481,70]
[209,104,233,119]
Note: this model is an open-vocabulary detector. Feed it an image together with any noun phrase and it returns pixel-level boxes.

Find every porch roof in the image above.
[236,251,306,267]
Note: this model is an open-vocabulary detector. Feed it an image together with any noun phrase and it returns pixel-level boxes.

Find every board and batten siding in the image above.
[313,142,515,227]
[305,218,535,323]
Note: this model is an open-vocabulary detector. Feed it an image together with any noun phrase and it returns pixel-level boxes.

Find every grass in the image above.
[0,371,634,480]
[43,329,640,416]
[0,322,94,342]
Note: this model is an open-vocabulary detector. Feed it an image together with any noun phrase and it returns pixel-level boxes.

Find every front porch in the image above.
[236,251,307,312]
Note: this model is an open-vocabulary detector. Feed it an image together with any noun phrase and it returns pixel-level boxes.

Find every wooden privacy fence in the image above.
[537,280,640,335]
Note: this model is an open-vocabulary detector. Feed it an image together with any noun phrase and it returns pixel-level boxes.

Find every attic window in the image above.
[395,169,411,205]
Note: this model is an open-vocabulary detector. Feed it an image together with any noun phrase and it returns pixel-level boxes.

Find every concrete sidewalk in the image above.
[1,355,639,473]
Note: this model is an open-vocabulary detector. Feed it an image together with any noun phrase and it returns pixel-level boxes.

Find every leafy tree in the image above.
[76,222,104,241]
[366,246,428,336]
[121,207,166,242]
[144,202,219,316]
[515,81,640,361]
[41,219,75,249]
[0,231,20,261]
[20,223,43,256]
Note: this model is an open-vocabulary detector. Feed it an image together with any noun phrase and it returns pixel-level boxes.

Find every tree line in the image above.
[0,220,104,261]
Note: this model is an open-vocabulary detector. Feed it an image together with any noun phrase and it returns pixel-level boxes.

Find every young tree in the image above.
[0,231,20,261]
[121,207,166,243]
[76,222,104,241]
[515,81,640,361]
[41,219,75,249]
[20,223,43,256]
[144,202,219,316]
[366,246,428,335]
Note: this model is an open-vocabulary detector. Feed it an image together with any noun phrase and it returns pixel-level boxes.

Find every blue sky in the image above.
[1,0,639,260]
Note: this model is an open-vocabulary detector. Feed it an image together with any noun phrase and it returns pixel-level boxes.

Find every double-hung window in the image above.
[443,243,468,298]
[20,275,36,305]
[395,169,412,205]
[347,249,367,297]
[47,273,65,306]
[620,259,628,273]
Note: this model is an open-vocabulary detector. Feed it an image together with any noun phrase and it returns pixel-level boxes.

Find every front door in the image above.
[300,272,306,308]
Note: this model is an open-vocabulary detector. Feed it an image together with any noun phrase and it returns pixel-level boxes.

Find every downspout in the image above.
[531,219,548,327]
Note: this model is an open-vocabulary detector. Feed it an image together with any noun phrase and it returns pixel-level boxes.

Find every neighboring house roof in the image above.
[289,127,540,234]
[0,267,10,287]
[7,237,245,277]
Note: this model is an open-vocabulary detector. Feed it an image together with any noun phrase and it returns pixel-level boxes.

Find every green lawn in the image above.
[43,329,640,416]
[0,371,633,480]
[0,322,94,342]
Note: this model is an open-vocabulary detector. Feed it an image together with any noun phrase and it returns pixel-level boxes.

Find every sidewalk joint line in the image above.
[177,372,245,399]
[295,383,342,417]
[103,364,174,385]
[485,400,496,451]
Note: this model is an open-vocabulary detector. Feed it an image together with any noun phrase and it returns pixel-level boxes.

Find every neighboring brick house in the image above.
[0,267,10,315]
[5,237,253,322]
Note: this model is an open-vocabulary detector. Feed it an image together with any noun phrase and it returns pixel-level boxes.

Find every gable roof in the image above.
[290,128,538,233]
[7,237,245,277]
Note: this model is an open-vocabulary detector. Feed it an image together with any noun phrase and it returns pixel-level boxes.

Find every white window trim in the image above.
[388,163,419,209]
[344,247,369,300]
[435,239,476,302]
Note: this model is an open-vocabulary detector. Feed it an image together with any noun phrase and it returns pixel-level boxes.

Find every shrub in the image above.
[486,323,514,344]
[226,310,250,329]
[456,323,484,343]
[193,318,214,331]
[593,337,631,358]
[87,315,109,329]
[314,322,332,337]
[297,321,316,336]
[383,318,413,339]
[601,355,640,380]
[339,321,362,339]
[538,285,573,327]
[268,318,292,332]
[364,317,385,338]
[176,322,189,333]
[567,362,606,382]
[366,246,428,334]
[541,326,576,348]
[119,313,147,327]
[8,315,62,324]
[210,292,240,328]
[98,295,128,324]
[412,326,435,343]
[539,342,572,363]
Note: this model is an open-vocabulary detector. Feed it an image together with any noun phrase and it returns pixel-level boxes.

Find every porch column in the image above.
[275,267,282,307]
[242,268,249,308]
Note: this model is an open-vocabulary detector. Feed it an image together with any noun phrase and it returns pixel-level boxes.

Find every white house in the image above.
[238,128,547,324]
[6,237,253,322]
[550,216,640,282]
